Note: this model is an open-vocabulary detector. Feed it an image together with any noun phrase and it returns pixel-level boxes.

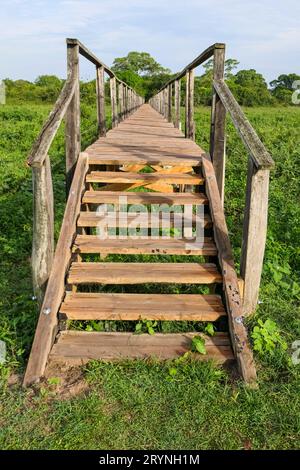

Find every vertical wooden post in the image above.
[174,79,181,129]
[188,69,195,140]
[96,65,106,137]
[118,82,124,121]
[65,42,80,195]
[240,158,270,315]
[164,88,168,119]
[185,71,190,137]
[210,44,226,204]
[32,155,54,305]
[110,77,118,128]
[168,83,172,122]
[124,86,128,117]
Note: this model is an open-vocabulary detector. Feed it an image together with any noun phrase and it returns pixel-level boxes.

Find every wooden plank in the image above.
[31,155,54,304]
[60,293,226,320]
[86,171,204,185]
[68,262,222,284]
[96,65,106,137]
[213,79,274,169]
[240,158,270,315]
[65,42,81,195]
[50,331,233,363]
[23,153,89,386]
[187,69,195,140]
[201,153,257,385]
[168,83,172,122]
[88,154,203,167]
[77,211,212,228]
[174,79,181,129]
[210,47,226,204]
[110,77,118,128]
[73,235,217,256]
[118,82,124,121]
[82,190,208,205]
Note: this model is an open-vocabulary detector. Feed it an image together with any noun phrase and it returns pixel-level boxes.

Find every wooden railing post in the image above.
[210,44,226,204]
[96,65,106,137]
[163,88,168,119]
[118,82,124,121]
[240,158,270,315]
[185,70,195,139]
[168,83,172,122]
[32,155,54,305]
[65,41,80,195]
[174,79,181,129]
[110,77,118,128]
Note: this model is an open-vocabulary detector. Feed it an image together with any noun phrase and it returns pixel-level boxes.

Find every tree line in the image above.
[3,51,299,107]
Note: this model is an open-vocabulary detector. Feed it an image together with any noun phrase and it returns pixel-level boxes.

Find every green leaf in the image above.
[192,336,207,355]
[204,323,215,336]
[168,367,177,377]
[148,327,155,335]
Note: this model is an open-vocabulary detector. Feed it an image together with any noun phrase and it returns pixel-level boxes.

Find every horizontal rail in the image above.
[155,43,224,94]
[66,38,136,91]
[27,72,77,167]
[213,79,274,169]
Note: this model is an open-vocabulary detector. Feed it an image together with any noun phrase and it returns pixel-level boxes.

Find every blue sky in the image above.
[1,0,299,83]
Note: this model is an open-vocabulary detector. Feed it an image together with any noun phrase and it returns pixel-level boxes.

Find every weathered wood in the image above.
[31,155,54,304]
[78,211,212,228]
[240,158,270,315]
[174,79,181,129]
[213,79,274,169]
[118,82,124,121]
[201,153,257,385]
[27,77,76,168]
[68,262,222,284]
[82,190,208,204]
[110,77,118,128]
[73,235,217,256]
[187,69,195,140]
[50,331,234,364]
[168,83,172,122]
[60,293,225,321]
[96,65,106,137]
[185,71,189,137]
[163,88,168,119]
[210,46,226,204]
[23,153,89,386]
[86,171,204,184]
[65,42,81,195]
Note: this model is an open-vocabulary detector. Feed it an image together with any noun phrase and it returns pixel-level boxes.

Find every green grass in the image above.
[0,103,299,449]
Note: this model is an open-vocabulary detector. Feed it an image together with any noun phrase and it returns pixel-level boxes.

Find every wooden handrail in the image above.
[213,79,275,169]
[28,38,144,302]
[27,71,77,168]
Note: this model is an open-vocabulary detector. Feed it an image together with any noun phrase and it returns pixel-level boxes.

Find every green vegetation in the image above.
[4,52,300,106]
[0,99,299,449]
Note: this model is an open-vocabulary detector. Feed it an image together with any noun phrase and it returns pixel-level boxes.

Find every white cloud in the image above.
[0,0,299,81]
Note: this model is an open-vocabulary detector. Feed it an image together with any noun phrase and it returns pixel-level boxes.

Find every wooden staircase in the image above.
[23,39,274,387]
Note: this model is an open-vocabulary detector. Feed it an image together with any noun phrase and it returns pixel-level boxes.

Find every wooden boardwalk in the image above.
[24,40,274,386]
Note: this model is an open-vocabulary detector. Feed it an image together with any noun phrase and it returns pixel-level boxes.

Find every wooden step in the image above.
[82,191,208,205]
[78,211,212,228]
[50,331,234,364]
[87,154,203,167]
[86,171,204,185]
[68,262,222,284]
[73,235,217,255]
[60,293,226,320]
[60,293,226,321]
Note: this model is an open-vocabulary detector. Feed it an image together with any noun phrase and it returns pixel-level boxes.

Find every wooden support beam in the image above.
[185,70,195,140]
[163,88,168,119]
[65,42,80,196]
[210,45,226,204]
[240,158,270,315]
[24,153,89,386]
[31,155,54,305]
[118,82,124,121]
[96,65,106,137]
[174,79,181,129]
[110,77,118,128]
[168,83,172,122]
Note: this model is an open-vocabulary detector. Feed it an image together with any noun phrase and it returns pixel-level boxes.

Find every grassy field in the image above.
[0,103,299,449]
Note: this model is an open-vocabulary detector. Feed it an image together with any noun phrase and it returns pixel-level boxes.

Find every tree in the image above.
[270,73,300,104]
[112,52,170,76]
[202,58,239,78]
